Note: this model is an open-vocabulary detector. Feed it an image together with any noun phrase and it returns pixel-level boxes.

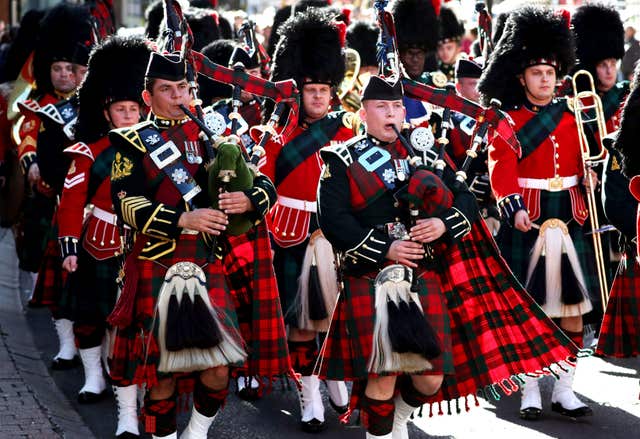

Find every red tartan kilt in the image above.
[319,266,452,381]
[597,257,640,357]
[29,236,67,309]
[223,223,291,378]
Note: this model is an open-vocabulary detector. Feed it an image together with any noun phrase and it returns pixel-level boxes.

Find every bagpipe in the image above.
[364,1,518,374]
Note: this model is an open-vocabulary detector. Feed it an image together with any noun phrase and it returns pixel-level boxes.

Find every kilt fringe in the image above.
[296,231,339,332]
[156,262,247,373]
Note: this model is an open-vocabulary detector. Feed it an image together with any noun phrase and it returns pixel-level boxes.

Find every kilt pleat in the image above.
[596,256,640,357]
[272,240,307,327]
[30,216,67,311]
[223,222,291,378]
[61,245,120,345]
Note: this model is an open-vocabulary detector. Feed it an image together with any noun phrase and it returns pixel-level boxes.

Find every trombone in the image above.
[338,48,362,113]
[571,69,609,312]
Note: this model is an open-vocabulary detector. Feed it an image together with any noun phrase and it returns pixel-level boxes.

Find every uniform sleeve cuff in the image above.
[59,236,79,259]
[497,193,526,224]
[244,186,272,222]
[20,152,37,174]
[141,204,182,239]
[440,207,472,242]
[344,229,392,266]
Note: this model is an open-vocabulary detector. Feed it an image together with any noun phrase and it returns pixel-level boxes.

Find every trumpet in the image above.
[571,69,609,311]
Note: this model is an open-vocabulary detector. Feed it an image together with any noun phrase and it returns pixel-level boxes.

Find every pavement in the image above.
[1,225,640,438]
[0,227,94,439]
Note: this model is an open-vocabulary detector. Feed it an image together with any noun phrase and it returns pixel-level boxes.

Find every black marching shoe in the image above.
[551,402,593,418]
[115,432,140,439]
[78,388,109,404]
[519,406,542,420]
[236,376,261,401]
[51,356,80,370]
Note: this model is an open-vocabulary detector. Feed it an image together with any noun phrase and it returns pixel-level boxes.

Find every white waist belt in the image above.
[92,206,119,225]
[518,175,579,192]
[277,195,317,213]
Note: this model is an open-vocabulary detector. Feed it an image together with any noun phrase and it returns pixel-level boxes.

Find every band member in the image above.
[436,5,465,82]
[392,0,446,123]
[318,74,582,438]
[57,36,150,437]
[448,58,483,163]
[18,2,94,370]
[108,51,289,439]
[263,8,353,431]
[479,6,594,420]
[448,58,499,235]
[571,3,628,133]
[597,64,640,359]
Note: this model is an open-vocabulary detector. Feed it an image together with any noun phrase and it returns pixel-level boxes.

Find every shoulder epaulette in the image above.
[63,142,94,161]
[320,135,363,167]
[109,120,154,153]
[36,102,64,125]
[17,99,41,116]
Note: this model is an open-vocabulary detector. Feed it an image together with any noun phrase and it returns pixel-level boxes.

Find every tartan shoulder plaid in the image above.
[602,81,630,121]
[516,99,568,160]
[402,78,521,154]
[274,111,347,186]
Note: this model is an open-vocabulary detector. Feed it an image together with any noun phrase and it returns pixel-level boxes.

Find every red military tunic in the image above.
[57,138,121,260]
[489,102,588,225]
[16,93,58,173]
[261,113,355,248]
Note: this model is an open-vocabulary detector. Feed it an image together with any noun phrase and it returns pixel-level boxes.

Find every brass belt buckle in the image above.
[548,177,563,191]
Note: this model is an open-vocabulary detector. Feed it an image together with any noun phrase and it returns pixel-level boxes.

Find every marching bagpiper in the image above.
[108,50,290,438]
[317,73,583,438]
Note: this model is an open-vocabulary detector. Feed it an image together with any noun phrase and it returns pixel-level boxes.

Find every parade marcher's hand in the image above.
[386,240,426,268]
[514,209,532,232]
[62,256,78,273]
[178,209,228,235]
[582,168,599,191]
[410,218,446,243]
[27,163,40,186]
[485,217,501,236]
[219,191,254,214]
